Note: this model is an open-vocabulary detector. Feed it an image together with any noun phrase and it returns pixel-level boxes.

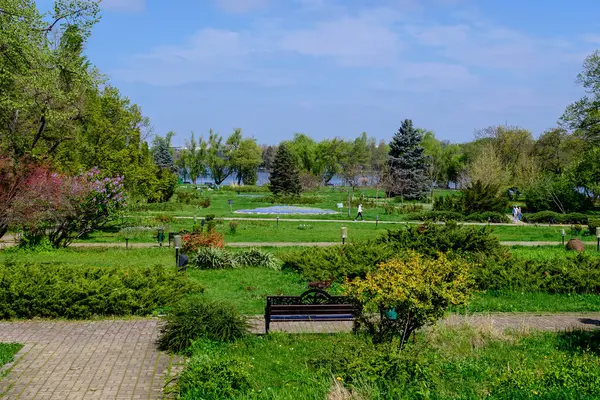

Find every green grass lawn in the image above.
[75,220,598,245]
[0,343,22,370]
[127,185,435,222]
[187,268,308,314]
[179,327,600,399]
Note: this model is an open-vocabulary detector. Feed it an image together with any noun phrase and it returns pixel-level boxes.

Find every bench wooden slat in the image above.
[270,307,358,315]
[265,289,361,333]
[270,315,355,321]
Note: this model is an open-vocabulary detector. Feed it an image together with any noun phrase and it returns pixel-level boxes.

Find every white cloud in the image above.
[280,15,402,66]
[112,0,592,113]
[582,34,600,44]
[100,0,145,12]
[214,0,269,13]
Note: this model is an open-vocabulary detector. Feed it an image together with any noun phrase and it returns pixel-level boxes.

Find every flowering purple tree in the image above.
[46,167,127,248]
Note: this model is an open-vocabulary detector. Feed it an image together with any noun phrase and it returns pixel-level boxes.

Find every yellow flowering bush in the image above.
[343,251,472,346]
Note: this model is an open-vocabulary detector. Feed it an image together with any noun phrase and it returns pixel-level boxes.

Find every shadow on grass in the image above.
[556,327,600,355]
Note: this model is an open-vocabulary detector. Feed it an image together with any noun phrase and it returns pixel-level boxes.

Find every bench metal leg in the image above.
[265,316,270,334]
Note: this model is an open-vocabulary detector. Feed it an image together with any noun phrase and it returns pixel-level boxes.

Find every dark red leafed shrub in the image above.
[182,231,225,253]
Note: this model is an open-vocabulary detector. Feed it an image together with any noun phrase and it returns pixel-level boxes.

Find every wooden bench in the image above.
[265,289,361,333]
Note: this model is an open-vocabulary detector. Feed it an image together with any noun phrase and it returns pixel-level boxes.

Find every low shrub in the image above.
[397,204,425,214]
[433,194,463,212]
[175,189,200,204]
[155,214,176,224]
[158,295,248,353]
[282,242,395,282]
[383,204,396,215]
[406,211,464,222]
[233,248,280,270]
[523,211,589,225]
[474,253,600,294]
[221,185,265,193]
[344,252,472,345]
[297,224,313,230]
[182,231,225,254]
[569,224,584,235]
[563,212,589,225]
[193,247,236,269]
[189,197,211,208]
[192,247,280,270]
[117,226,153,240]
[589,218,600,235]
[228,221,239,234]
[464,211,509,223]
[376,221,504,258]
[0,263,202,319]
[135,202,180,212]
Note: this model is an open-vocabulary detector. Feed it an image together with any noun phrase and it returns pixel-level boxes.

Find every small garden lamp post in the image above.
[277,215,279,227]
[596,227,600,251]
[174,235,182,267]
[157,228,165,247]
[228,199,234,213]
[125,237,129,249]
[341,227,348,245]
[561,229,565,246]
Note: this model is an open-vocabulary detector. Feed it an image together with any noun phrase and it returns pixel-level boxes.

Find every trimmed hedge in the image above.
[522,212,589,225]
[406,211,463,222]
[405,211,509,223]
[0,263,202,319]
[464,212,509,223]
[475,254,600,294]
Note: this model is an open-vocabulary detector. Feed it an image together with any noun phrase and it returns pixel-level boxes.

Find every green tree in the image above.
[206,129,232,185]
[369,139,389,198]
[184,132,207,184]
[0,0,100,160]
[152,132,175,171]
[269,143,301,196]
[230,138,262,185]
[562,50,600,143]
[315,138,345,185]
[386,119,431,200]
[340,133,369,216]
[534,128,582,175]
[286,133,318,174]
[260,145,277,171]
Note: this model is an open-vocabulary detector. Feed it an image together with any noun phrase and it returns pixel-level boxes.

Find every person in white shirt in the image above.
[354,204,364,221]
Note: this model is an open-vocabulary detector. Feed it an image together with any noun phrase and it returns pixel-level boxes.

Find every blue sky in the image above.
[72,0,600,145]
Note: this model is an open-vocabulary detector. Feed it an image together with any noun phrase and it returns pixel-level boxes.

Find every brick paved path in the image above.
[1,314,600,399]
[0,319,178,400]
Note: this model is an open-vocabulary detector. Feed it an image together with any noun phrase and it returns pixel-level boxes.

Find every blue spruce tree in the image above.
[387,119,431,200]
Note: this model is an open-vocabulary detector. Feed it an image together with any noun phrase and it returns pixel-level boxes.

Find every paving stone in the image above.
[2,314,600,398]
[0,319,168,399]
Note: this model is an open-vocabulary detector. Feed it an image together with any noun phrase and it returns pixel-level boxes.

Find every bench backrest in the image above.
[266,289,360,315]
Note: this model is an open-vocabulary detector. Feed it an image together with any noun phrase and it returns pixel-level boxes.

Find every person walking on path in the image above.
[354,204,364,221]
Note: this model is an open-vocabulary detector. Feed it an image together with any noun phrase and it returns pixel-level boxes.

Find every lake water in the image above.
[184,171,345,186]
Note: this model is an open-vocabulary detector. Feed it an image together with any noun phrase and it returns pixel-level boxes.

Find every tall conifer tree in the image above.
[269,143,301,196]
[387,119,430,200]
